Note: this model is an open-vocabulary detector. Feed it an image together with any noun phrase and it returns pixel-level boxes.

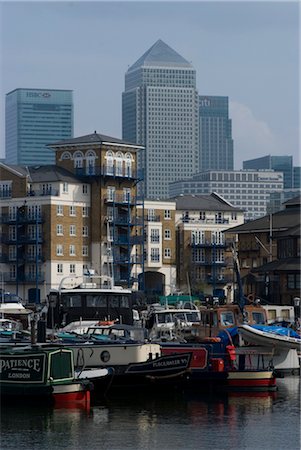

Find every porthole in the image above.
[100,350,110,363]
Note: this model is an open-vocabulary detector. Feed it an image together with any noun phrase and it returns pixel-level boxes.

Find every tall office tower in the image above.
[122,39,199,199]
[5,88,73,165]
[199,96,233,171]
[293,166,301,188]
[243,155,293,189]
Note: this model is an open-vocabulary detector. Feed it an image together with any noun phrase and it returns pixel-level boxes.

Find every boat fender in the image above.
[226,345,236,361]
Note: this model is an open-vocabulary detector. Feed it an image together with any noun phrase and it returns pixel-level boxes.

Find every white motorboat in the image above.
[238,324,301,351]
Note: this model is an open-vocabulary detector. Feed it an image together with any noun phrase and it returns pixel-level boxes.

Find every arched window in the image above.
[115,152,123,176]
[73,151,84,169]
[61,151,72,160]
[105,151,114,175]
[85,150,96,175]
[125,153,132,178]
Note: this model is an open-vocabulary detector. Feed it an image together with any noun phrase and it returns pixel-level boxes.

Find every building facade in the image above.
[169,169,284,221]
[174,194,244,301]
[243,155,293,189]
[5,88,73,165]
[199,96,233,171]
[227,197,300,305]
[137,199,177,298]
[122,39,199,199]
[0,132,144,302]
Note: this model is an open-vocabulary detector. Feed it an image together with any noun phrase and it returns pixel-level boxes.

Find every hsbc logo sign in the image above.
[26,92,51,98]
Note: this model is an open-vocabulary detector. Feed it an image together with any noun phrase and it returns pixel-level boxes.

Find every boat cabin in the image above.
[192,304,267,339]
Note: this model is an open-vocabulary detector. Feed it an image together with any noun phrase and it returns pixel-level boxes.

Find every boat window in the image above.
[50,351,73,380]
[252,312,265,324]
[86,295,107,307]
[120,296,130,308]
[157,313,172,324]
[220,312,235,327]
[62,295,81,308]
[185,312,200,322]
[108,296,119,308]
[174,313,185,321]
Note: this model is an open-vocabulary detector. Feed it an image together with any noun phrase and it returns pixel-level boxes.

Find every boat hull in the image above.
[238,325,301,350]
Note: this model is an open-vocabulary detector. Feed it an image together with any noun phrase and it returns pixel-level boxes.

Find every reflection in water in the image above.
[1,377,300,450]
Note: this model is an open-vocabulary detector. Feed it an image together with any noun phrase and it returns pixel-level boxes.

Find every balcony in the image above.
[145,215,161,222]
[3,272,45,283]
[75,166,144,181]
[191,240,229,248]
[192,259,227,267]
[0,214,44,225]
[182,217,230,225]
[206,275,233,285]
[104,194,143,206]
[27,188,59,197]
[114,235,144,245]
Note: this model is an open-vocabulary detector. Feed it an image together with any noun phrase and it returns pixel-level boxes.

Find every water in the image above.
[1,377,300,450]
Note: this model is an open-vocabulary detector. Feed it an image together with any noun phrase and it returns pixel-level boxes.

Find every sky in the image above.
[0,1,300,169]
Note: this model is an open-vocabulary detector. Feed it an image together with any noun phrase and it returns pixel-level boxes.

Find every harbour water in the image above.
[1,376,300,450]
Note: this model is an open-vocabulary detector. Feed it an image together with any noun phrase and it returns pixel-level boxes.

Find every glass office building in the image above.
[5,88,73,165]
[122,39,199,199]
[199,96,233,171]
[243,155,293,189]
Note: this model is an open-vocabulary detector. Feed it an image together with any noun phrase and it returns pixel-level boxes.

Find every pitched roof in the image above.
[252,257,300,273]
[27,165,82,183]
[226,206,300,234]
[174,193,241,212]
[47,132,143,149]
[127,39,193,72]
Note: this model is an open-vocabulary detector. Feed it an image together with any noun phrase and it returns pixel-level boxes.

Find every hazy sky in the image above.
[0,1,300,168]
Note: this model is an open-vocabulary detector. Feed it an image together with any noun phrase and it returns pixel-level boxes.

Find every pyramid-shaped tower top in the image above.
[127,39,193,72]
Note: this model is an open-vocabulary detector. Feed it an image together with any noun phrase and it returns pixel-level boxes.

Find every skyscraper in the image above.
[122,39,199,199]
[243,155,293,189]
[199,96,233,171]
[5,88,73,165]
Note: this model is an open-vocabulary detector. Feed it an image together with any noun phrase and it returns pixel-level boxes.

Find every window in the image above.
[164,248,171,258]
[9,226,16,241]
[10,265,16,280]
[123,188,131,203]
[125,153,132,177]
[82,184,88,194]
[69,245,76,256]
[57,264,63,274]
[56,244,63,256]
[287,274,300,289]
[69,264,76,274]
[57,205,63,216]
[74,151,84,169]
[70,225,76,236]
[147,209,156,221]
[82,226,88,237]
[56,224,63,235]
[164,229,171,240]
[62,182,68,193]
[115,153,123,176]
[150,248,160,262]
[9,246,16,260]
[69,205,76,216]
[82,245,89,256]
[150,229,160,243]
[82,206,89,217]
[164,210,171,219]
[106,151,114,175]
[107,186,115,202]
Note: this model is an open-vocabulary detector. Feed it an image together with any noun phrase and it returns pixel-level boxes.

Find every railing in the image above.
[0,190,12,198]
[75,166,144,180]
[27,189,59,197]
[3,272,45,283]
[206,275,233,284]
[145,215,161,222]
[104,194,144,205]
[182,217,230,225]
[192,259,227,266]
[191,240,228,248]
[0,214,44,224]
